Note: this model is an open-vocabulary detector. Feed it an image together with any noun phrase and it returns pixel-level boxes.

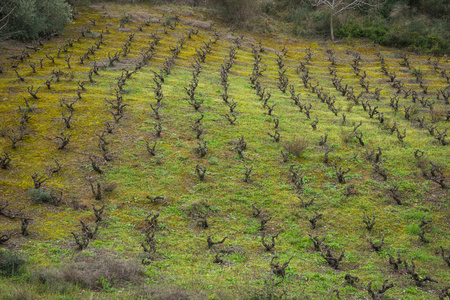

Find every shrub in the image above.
[103,183,118,194]
[411,0,450,18]
[246,273,288,300]
[28,188,53,204]
[288,3,330,37]
[340,128,354,144]
[335,19,364,38]
[163,15,178,27]
[335,18,389,45]
[62,254,142,290]
[334,12,449,54]
[430,106,446,123]
[119,12,132,26]
[308,1,450,54]
[30,268,61,285]
[283,136,309,158]
[135,285,195,300]
[1,0,72,41]
[209,0,258,27]
[2,289,33,300]
[183,200,211,218]
[0,249,27,277]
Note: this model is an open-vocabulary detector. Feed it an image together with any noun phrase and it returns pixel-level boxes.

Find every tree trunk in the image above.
[330,13,335,41]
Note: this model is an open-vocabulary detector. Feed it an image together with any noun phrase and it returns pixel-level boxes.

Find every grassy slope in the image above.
[0,4,449,299]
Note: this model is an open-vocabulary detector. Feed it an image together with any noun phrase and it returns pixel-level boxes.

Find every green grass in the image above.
[0,3,449,299]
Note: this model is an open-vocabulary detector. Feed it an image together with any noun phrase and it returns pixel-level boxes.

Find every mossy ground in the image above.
[0,3,449,299]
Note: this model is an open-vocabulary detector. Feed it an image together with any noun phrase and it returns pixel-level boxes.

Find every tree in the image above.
[0,0,72,41]
[210,0,257,26]
[312,0,381,41]
[0,5,15,41]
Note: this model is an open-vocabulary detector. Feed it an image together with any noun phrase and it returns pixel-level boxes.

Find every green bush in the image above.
[334,14,449,54]
[364,26,389,44]
[61,254,142,290]
[335,19,364,38]
[0,249,27,277]
[25,268,77,295]
[0,0,72,41]
[336,19,389,45]
[384,18,450,54]
[285,0,449,54]
[288,3,329,37]
[28,188,54,204]
[210,0,258,27]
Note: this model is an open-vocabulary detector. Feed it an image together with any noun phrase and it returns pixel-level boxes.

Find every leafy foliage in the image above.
[27,188,54,204]
[1,0,72,41]
[286,0,450,54]
[209,0,259,26]
[0,249,27,277]
[335,15,449,54]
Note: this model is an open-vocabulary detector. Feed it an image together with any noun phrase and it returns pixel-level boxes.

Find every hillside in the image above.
[0,4,449,299]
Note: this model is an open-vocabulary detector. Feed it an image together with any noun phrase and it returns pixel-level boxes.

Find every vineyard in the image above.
[0,3,449,299]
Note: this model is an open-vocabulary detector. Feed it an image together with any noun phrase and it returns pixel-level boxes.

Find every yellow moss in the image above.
[0,4,448,299]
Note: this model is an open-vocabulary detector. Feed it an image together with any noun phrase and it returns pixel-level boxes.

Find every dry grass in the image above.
[137,286,193,300]
[430,105,446,122]
[282,136,309,157]
[62,253,143,290]
[183,20,212,30]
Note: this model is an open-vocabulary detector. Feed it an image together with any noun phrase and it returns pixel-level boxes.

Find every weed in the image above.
[0,249,27,276]
[96,276,116,292]
[283,136,309,158]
